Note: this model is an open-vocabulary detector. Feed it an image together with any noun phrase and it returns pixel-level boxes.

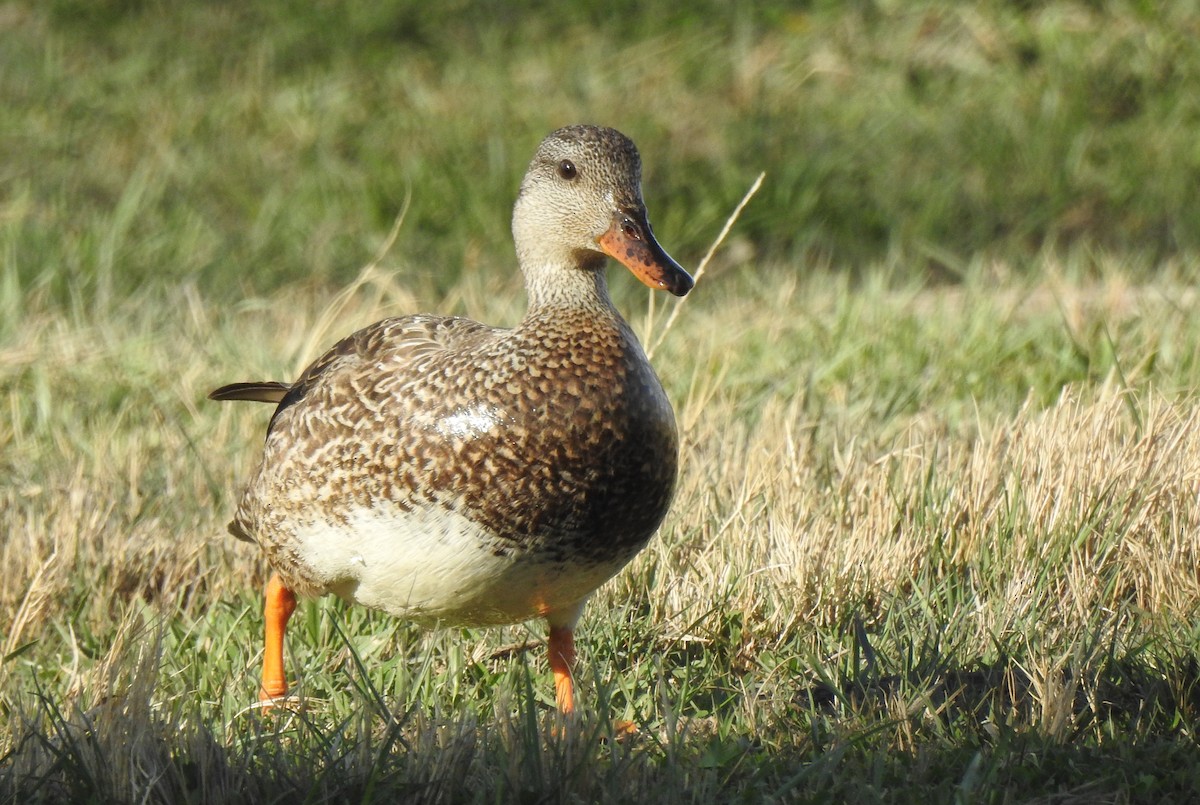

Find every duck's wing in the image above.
[209,314,496,434]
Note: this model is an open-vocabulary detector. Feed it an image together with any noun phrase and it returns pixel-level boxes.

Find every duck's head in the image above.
[512,125,694,300]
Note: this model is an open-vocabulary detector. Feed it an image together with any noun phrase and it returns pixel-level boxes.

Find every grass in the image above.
[6,0,1200,801]
[5,257,1200,802]
[6,1,1200,305]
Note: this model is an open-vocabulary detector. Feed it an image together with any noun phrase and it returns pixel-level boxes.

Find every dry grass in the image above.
[3,257,1200,800]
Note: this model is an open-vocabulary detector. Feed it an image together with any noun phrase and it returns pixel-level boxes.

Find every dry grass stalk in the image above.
[644,171,765,360]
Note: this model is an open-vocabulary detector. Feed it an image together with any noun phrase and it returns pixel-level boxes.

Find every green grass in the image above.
[6,1,1200,802]
[6,1,1200,305]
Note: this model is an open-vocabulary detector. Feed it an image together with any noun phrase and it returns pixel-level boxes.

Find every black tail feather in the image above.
[208,381,291,404]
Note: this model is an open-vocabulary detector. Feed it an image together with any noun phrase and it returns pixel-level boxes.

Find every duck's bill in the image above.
[598,210,694,297]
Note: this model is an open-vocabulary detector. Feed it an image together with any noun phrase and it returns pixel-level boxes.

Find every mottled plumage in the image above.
[210,125,693,713]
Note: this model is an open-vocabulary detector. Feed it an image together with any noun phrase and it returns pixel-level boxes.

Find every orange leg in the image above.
[259,573,297,701]
[548,623,576,715]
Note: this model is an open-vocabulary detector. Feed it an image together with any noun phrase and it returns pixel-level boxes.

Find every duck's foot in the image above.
[610,719,639,739]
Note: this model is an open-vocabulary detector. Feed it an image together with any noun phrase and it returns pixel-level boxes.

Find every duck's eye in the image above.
[557,160,577,180]
[621,216,642,240]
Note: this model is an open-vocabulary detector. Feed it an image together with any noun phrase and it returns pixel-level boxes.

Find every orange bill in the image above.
[597,209,694,297]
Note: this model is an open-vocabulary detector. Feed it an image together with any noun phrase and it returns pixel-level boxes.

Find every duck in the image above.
[209,124,693,715]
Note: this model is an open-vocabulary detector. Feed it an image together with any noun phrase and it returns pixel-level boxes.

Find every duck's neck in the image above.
[521,253,618,317]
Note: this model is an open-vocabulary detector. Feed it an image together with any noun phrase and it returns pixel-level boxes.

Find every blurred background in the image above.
[4,0,1199,307]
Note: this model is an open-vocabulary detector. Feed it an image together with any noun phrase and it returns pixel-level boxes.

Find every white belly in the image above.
[289,504,620,626]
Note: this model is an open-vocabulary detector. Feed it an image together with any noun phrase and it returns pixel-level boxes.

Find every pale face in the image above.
[512,125,692,297]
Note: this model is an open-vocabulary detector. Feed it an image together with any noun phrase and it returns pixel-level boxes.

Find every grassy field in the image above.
[5,1,1200,802]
